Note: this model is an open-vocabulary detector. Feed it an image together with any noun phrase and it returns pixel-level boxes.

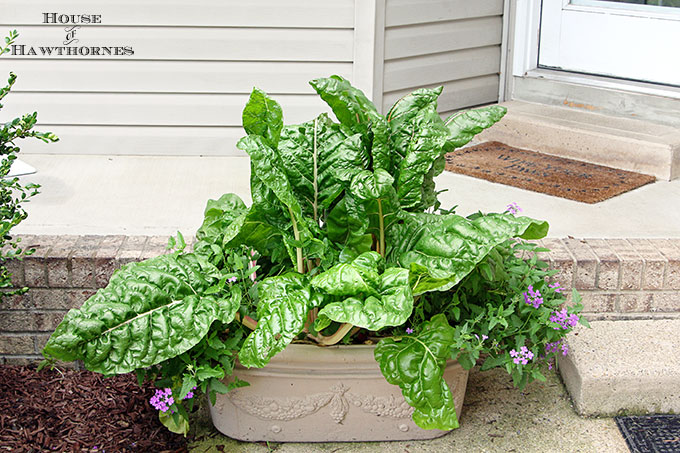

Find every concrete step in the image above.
[478,101,680,181]
[559,319,680,416]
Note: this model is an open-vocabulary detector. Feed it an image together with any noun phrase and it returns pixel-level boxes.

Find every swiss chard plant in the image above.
[41,76,585,435]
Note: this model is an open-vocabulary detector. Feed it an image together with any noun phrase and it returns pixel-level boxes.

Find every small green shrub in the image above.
[0,30,58,297]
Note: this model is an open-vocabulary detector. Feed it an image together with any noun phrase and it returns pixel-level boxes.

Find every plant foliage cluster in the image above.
[0,31,57,297]
[42,76,585,434]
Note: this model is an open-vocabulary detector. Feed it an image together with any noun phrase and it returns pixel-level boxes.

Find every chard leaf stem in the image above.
[288,206,304,274]
[377,198,385,258]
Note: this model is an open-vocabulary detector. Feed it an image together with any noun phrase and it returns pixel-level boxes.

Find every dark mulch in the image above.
[0,365,188,452]
[445,141,656,203]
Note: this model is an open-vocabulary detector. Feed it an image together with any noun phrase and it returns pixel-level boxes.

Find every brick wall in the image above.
[537,238,680,318]
[0,235,174,366]
[1,235,679,365]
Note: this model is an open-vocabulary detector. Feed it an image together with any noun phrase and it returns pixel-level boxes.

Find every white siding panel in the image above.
[15,125,247,156]
[383,46,500,92]
[5,93,331,127]
[3,0,355,28]
[383,75,500,113]
[7,61,352,94]
[384,17,503,60]
[385,0,503,27]
[6,27,354,61]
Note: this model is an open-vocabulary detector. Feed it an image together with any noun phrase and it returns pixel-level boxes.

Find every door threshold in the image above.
[510,71,680,127]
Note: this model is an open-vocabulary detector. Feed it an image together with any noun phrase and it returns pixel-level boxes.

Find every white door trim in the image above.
[506,0,680,100]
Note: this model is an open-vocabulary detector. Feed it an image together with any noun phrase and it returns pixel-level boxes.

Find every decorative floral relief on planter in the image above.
[227,373,467,424]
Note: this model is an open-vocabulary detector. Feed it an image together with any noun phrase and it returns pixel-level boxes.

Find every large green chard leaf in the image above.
[386,86,442,125]
[312,252,413,332]
[387,212,549,294]
[443,105,507,151]
[326,169,399,258]
[309,75,390,170]
[277,113,369,220]
[325,196,373,256]
[242,87,283,148]
[385,87,450,210]
[309,75,379,136]
[237,135,312,247]
[349,169,402,257]
[374,314,459,430]
[195,193,248,244]
[395,107,449,210]
[239,273,322,368]
[42,253,240,375]
[222,205,295,265]
[237,135,304,224]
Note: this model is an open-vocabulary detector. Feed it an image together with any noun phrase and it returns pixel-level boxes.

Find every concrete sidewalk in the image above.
[12,154,680,238]
[188,366,628,453]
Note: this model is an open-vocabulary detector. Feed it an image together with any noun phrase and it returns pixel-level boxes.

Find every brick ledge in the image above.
[1,235,678,364]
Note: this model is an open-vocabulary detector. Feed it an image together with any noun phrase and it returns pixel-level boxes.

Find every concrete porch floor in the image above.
[12,154,680,238]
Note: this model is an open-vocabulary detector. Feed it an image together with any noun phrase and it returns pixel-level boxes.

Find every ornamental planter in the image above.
[209,344,469,442]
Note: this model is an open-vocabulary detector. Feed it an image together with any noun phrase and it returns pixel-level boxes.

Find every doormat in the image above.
[615,415,680,453]
[444,141,656,203]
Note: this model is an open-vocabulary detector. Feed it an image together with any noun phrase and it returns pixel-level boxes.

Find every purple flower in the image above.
[545,339,570,356]
[523,285,544,309]
[550,308,579,330]
[506,202,522,215]
[183,385,198,400]
[405,327,414,334]
[227,276,238,283]
[549,282,564,293]
[150,387,175,413]
[509,347,533,365]
[482,334,489,341]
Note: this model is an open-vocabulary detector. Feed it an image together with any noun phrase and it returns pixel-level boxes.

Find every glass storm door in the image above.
[539,0,680,86]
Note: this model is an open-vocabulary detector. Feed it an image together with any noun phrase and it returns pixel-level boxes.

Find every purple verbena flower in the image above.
[405,327,414,334]
[549,282,564,293]
[482,334,489,341]
[561,343,569,356]
[545,339,570,357]
[523,285,544,309]
[150,387,175,413]
[509,347,534,365]
[227,276,238,283]
[506,202,522,215]
[550,308,579,330]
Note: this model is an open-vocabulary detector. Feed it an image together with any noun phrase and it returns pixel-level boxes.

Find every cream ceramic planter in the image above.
[209,344,469,442]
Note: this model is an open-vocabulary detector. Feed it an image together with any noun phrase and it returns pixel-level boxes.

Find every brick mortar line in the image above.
[0,309,69,314]
[0,331,51,335]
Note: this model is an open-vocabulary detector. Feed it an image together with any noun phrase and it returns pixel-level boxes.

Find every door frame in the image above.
[503,0,680,104]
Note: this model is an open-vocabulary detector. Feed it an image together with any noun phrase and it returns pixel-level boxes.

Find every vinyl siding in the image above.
[1,0,354,156]
[1,0,504,156]
[381,0,503,114]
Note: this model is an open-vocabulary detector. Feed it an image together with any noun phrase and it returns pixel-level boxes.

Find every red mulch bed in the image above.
[0,365,188,452]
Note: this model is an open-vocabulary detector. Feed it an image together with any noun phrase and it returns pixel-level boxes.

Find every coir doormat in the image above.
[444,141,656,203]
[615,415,680,453]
